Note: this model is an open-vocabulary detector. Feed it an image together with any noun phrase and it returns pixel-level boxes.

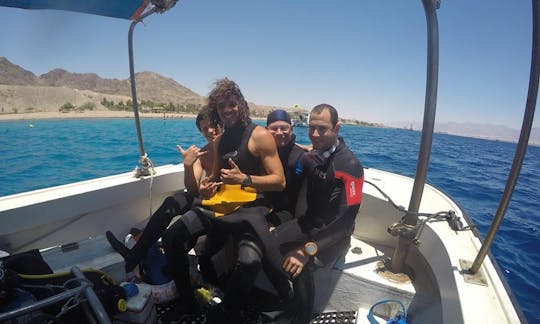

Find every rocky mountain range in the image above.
[0,57,279,115]
[0,56,204,113]
[386,120,540,146]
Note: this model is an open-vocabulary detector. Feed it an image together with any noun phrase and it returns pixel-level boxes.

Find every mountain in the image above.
[0,57,37,86]
[436,122,540,147]
[0,57,280,116]
[386,120,540,147]
[39,69,126,94]
[127,71,203,105]
[37,69,203,105]
[0,57,205,113]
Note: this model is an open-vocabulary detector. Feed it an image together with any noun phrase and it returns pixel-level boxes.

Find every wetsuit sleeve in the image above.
[304,161,364,253]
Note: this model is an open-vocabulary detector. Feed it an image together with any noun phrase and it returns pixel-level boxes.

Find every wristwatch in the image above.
[303,241,318,257]
[241,174,253,188]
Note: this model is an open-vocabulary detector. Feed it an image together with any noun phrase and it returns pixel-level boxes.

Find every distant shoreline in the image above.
[0,111,198,121]
[0,110,267,122]
[3,111,536,147]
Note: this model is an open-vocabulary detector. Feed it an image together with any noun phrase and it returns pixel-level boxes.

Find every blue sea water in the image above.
[1,118,539,322]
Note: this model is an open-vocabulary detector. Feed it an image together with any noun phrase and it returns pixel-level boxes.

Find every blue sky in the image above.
[0,1,537,129]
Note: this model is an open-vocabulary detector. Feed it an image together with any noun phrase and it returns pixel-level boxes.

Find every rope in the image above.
[133,153,156,177]
[364,179,475,241]
[20,277,93,319]
[131,153,157,222]
[56,294,81,318]
[364,179,407,212]
[140,153,156,218]
[21,277,92,293]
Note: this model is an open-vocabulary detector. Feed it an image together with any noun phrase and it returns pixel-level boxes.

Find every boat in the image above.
[0,0,536,323]
[290,111,310,128]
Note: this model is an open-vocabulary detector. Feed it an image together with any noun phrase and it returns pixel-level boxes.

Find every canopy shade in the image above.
[0,0,149,20]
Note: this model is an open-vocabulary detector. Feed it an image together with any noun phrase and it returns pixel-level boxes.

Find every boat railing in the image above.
[391,0,440,273]
[392,0,539,284]
[467,0,539,275]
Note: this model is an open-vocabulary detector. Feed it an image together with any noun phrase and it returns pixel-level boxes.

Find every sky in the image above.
[0,1,537,129]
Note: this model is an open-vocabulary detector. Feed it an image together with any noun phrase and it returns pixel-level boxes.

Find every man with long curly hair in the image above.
[161,78,285,321]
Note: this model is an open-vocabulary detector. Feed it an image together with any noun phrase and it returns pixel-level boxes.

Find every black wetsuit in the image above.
[272,137,364,323]
[161,121,268,305]
[265,134,306,224]
[105,185,195,274]
[212,135,307,316]
[218,121,263,175]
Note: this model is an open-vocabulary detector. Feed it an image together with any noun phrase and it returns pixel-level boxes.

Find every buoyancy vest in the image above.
[218,121,263,176]
[202,121,263,216]
[201,184,258,216]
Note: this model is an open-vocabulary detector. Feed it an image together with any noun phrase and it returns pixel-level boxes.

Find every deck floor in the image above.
[37,234,416,323]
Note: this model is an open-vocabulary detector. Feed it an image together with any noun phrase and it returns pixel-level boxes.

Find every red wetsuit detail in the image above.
[335,172,364,206]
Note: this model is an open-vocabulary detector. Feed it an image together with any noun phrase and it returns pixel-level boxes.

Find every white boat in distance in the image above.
[290,111,310,128]
[1,0,536,323]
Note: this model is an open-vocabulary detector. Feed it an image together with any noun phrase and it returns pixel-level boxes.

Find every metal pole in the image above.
[0,283,92,322]
[128,8,157,176]
[128,20,146,159]
[469,0,539,274]
[0,267,111,323]
[71,267,112,324]
[391,0,440,273]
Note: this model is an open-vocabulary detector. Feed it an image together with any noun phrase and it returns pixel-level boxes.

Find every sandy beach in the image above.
[0,110,267,122]
[0,110,197,121]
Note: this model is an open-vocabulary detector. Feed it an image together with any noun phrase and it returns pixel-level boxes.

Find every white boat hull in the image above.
[0,165,523,323]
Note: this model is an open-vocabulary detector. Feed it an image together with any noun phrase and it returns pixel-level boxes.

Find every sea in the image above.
[1,118,539,322]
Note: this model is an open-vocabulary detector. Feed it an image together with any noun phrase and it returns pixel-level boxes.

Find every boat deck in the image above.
[313,236,415,323]
[37,233,414,323]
